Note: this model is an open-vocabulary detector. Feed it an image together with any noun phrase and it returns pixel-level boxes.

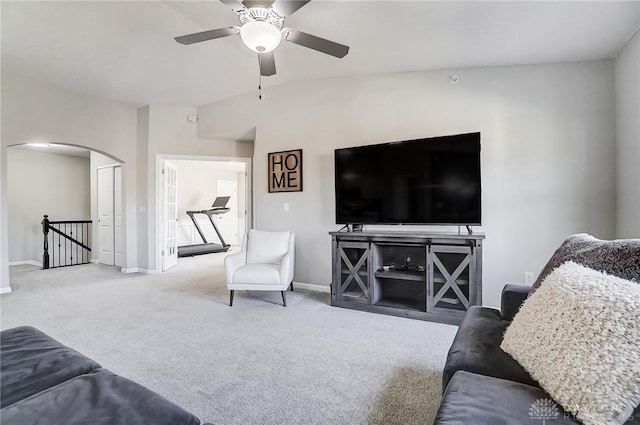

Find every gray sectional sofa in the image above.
[0,326,208,425]
[434,234,640,424]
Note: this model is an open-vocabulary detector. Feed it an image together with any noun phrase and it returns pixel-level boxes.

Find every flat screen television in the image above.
[334,132,481,226]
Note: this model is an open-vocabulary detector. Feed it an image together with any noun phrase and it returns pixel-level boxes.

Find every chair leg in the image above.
[229,290,235,307]
[281,290,287,307]
[290,282,294,291]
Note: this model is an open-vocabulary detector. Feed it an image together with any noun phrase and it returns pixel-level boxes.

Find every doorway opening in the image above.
[157,155,251,272]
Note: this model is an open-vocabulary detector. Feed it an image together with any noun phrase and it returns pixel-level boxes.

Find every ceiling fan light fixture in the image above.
[240,21,281,53]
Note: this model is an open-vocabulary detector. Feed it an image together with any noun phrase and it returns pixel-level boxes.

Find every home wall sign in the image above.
[268,149,303,193]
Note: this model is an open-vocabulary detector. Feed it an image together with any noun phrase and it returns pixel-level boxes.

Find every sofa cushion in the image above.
[502,261,640,425]
[442,306,537,391]
[532,233,640,292]
[0,326,101,408]
[246,230,290,264]
[233,264,281,285]
[435,371,580,425]
[0,368,201,425]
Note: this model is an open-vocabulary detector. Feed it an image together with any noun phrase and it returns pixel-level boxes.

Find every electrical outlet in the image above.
[283,203,289,213]
[524,272,535,285]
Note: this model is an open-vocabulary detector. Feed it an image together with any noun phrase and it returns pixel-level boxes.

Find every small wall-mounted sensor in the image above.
[449,75,459,84]
[186,114,198,123]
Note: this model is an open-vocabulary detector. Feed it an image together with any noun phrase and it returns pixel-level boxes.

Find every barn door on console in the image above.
[335,241,371,304]
[427,244,474,319]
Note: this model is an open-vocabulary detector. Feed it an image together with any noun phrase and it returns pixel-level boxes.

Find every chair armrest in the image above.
[279,250,295,286]
[500,284,531,321]
[224,251,246,284]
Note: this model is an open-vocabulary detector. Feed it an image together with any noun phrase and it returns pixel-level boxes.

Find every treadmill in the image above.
[178,196,232,257]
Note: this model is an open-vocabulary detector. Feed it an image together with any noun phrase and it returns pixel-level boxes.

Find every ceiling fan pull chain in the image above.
[258,56,264,100]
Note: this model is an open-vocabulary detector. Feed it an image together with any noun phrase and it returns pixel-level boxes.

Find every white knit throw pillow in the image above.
[501,261,640,425]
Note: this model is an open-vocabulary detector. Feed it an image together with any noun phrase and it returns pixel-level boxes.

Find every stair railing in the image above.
[42,215,92,269]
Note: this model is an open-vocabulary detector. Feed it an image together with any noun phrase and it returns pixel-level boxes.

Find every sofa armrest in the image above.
[500,284,531,321]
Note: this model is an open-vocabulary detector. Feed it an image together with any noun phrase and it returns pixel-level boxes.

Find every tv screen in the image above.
[334,132,481,225]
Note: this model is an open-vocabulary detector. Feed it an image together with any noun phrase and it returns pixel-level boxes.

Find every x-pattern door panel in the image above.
[428,245,474,316]
[336,242,371,304]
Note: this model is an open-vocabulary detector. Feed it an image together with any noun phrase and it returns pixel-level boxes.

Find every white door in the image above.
[114,166,124,267]
[97,167,115,265]
[163,161,178,271]
[216,180,239,245]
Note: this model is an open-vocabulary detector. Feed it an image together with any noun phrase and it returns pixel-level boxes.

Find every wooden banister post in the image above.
[42,215,50,269]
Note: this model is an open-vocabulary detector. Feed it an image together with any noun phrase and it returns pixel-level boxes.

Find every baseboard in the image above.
[0,286,13,294]
[9,260,43,267]
[292,281,330,293]
[120,267,159,275]
[120,267,138,274]
[89,259,99,265]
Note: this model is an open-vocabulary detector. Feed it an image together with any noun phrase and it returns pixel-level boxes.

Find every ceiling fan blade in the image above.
[282,29,349,58]
[174,27,239,45]
[271,1,311,17]
[259,52,276,76]
[219,0,247,14]
[242,0,274,8]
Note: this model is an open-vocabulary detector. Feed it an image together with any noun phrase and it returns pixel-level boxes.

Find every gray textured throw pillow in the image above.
[532,233,640,292]
[503,261,640,425]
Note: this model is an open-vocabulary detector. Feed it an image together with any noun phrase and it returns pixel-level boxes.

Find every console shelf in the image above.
[330,231,484,325]
[374,270,425,281]
[375,297,425,312]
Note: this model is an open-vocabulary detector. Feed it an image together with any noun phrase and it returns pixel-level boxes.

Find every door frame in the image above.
[155,154,252,274]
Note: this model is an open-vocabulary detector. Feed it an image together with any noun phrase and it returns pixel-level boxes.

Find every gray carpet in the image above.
[1,253,457,425]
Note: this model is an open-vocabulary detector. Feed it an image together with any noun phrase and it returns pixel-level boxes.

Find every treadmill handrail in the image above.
[185,208,230,246]
[186,207,230,215]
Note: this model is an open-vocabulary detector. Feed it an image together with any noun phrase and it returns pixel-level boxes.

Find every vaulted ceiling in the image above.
[2,1,638,107]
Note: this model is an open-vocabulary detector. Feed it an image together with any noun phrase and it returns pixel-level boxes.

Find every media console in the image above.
[330,231,484,325]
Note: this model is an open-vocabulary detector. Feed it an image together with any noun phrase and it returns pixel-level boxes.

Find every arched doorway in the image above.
[6,142,125,275]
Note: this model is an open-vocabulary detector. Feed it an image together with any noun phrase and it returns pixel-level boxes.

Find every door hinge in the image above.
[161,169,165,175]
[161,250,165,256]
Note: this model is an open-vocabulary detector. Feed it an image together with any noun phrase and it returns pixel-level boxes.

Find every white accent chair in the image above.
[224,229,295,307]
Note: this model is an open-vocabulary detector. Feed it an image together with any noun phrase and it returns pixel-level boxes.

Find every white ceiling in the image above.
[2,1,638,107]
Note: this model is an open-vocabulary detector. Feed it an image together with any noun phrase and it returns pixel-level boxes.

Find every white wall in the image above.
[615,29,640,238]
[1,72,138,285]
[198,60,618,307]
[7,149,90,263]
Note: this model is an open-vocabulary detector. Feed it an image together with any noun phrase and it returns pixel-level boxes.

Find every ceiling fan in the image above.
[174,0,349,77]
